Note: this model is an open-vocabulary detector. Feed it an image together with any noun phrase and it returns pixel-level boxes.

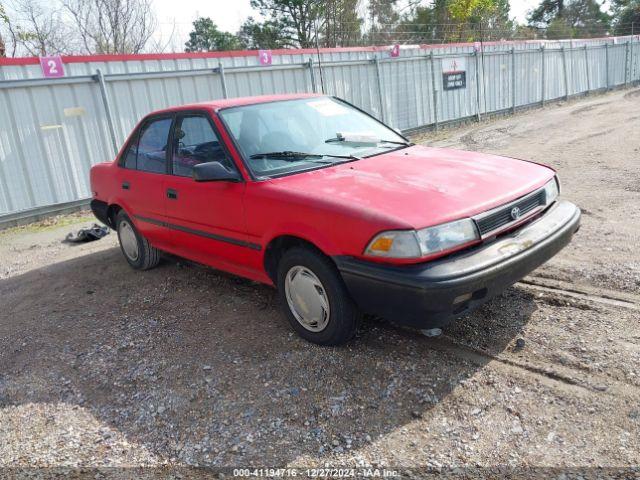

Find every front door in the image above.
[163,112,257,278]
[116,115,173,248]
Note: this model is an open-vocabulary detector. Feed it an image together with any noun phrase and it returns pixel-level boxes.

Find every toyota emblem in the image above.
[510,206,521,220]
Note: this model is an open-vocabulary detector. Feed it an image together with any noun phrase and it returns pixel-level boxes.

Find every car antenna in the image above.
[314,17,326,94]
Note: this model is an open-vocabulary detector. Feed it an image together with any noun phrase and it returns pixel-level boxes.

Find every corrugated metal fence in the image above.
[0,36,639,222]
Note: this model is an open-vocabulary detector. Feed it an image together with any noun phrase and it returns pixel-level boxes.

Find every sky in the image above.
[151,0,548,51]
[152,0,255,51]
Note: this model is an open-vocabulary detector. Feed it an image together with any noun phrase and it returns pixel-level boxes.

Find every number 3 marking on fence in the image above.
[39,56,65,78]
[258,50,272,66]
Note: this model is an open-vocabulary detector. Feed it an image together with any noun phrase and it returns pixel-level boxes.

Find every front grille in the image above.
[475,189,546,237]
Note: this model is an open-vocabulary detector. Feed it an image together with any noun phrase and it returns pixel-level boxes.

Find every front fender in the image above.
[261,222,344,257]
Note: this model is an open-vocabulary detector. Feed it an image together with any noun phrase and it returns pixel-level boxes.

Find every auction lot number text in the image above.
[233,468,399,477]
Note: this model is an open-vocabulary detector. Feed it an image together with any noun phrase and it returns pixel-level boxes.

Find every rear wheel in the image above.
[277,246,360,346]
[116,210,160,270]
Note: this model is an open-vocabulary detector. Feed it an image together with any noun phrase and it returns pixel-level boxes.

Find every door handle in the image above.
[122,181,130,190]
[167,188,178,200]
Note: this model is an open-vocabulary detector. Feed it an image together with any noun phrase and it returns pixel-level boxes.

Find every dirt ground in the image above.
[1,88,639,476]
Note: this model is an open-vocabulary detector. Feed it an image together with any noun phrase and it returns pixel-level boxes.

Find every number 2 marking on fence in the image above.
[39,56,65,78]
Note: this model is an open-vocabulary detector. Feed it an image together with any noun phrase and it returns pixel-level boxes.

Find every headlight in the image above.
[364,230,422,258]
[416,218,480,256]
[365,218,480,259]
[543,177,559,205]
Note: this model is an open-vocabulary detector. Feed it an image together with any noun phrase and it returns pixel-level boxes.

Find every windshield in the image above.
[218,97,409,178]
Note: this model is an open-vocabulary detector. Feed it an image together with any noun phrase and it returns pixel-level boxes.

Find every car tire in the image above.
[277,246,360,346]
[115,210,160,270]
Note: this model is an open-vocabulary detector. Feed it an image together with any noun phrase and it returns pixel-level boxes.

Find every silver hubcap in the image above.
[119,220,139,261]
[284,266,330,332]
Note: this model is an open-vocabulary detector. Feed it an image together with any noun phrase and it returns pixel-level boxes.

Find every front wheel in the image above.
[277,247,360,346]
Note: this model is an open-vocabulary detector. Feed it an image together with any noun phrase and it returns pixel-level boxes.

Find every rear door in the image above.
[115,114,173,248]
[162,111,257,276]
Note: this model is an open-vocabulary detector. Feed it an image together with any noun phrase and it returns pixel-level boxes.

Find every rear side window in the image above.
[122,139,138,170]
[172,115,234,177]
[135,118,172,174]
[122,133,138,169]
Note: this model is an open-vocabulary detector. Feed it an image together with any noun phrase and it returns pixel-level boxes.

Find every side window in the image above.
[122,138,138,169]
[137,118,172,174]
[172,115,233,177]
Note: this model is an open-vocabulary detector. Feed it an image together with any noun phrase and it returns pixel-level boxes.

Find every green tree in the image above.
[243,0,363,49]
[397,0,512,44]
[528,0,566,28]
[545,16,574,37]
[528,0,610,37]
[322,0,362,47]
[185,17,244,52]
[238,17,289,49]
[396,0,451,43]
[612,0,640,35]
[448,0,512,40]
[249,0,323,48]
[367,0,400,44]
[565,0,610,36]
[0,3,7,24]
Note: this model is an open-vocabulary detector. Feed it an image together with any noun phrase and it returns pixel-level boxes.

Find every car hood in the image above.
[266,145,555,229]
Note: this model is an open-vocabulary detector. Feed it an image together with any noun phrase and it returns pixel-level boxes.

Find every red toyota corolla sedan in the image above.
[90,94,580,345]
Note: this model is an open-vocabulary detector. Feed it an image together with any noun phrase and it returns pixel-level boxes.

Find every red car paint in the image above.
[90,94,555,286]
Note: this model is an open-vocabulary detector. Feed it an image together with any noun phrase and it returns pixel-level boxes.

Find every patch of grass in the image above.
[1,210,96,236]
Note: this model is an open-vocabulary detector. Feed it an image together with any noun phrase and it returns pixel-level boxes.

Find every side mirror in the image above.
[193,161,242,182]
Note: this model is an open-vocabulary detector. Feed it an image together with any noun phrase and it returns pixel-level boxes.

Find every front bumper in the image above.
[334,200,581,329]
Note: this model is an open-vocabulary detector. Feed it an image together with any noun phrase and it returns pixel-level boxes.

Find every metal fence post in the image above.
[307,58,317,93]
[569,46,574,95]
[218,62,228,99]
[632,27,637,83]
[430,52,439,130]
[625,41,630,86]
[561,46,569,100]
[631,33,636,83]
[95,69,118,155]
[475,50,482,121]
[541,46,546,106]
[511,48,516,114]
[584,45,591,93]
[605,43,610,90]
[373,57,386,123]
[631,22,640,83]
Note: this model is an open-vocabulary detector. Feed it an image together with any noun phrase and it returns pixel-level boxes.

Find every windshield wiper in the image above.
[325,137,412,147]
[379,139,413,146]
[249,151,361,161]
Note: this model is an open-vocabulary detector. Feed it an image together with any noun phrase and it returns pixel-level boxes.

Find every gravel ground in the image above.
[1,87,639,477]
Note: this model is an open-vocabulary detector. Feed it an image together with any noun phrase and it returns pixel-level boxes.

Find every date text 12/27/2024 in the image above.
[233,468,399,477]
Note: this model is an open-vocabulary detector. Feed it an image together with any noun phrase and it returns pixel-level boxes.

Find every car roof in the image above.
[151,93,325,115]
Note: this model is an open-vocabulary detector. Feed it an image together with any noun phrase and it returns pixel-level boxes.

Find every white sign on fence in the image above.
[442,57,467,90]
[442,57,466,73]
